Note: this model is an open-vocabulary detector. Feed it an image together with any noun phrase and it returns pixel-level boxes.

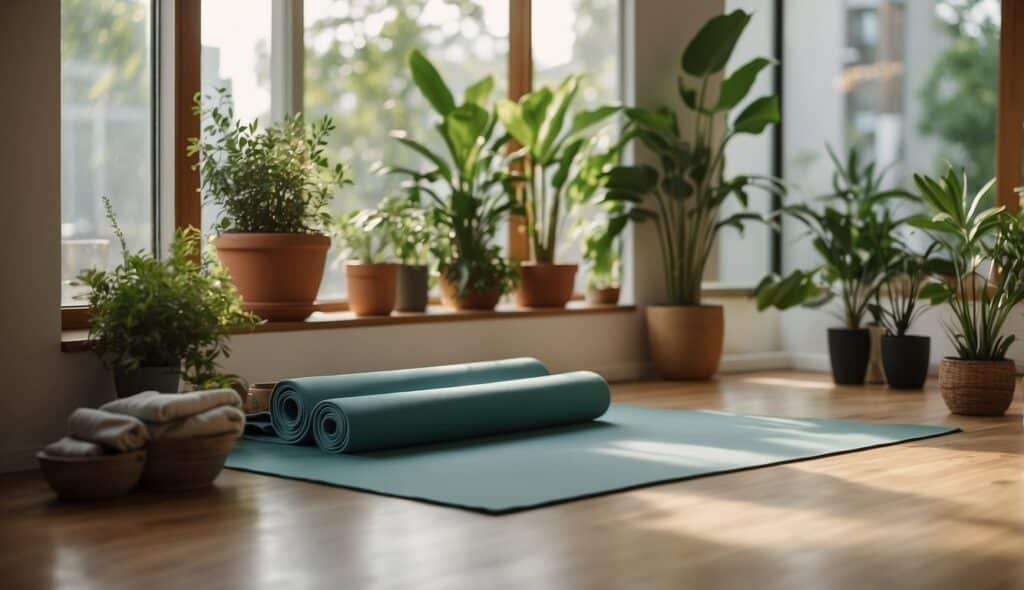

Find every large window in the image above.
[782,0,1000,272]
[60,0,156,306]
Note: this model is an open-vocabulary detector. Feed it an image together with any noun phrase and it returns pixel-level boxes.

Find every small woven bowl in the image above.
[37,449,147,501]
[139,432,239,492]
[939,357,1017,416]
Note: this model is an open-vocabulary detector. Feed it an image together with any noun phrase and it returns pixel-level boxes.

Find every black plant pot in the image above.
[881,334,931,390]
[113,365,181,398]
[827,328,871,385]
[396,264,429,312]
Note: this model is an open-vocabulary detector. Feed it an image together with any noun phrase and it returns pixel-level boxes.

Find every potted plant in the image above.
[909,169,1024,415]
[602,10,780,379]
[335,207,398,317]
[498,76,621,307]
[381,49,517,311]
[79,199,257,397]
[755,147,908,384]
[188,89,352,321]
[379,195,432,312]
[871,244,945,390]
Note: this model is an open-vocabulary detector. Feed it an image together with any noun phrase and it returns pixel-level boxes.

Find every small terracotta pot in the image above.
[938,357,1017,416]
[516,263,577,308]
[438,274,502,311]
[214,233,330,321]
[586,286,620,305]
[645,305,724,380]
[345,262,398,316]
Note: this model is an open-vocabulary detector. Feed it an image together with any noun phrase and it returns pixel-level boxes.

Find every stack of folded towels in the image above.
[44,389,246,457]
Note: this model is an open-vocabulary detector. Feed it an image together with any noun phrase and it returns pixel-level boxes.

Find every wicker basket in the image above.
[139,432,238,492]
[37,450,146,501]
[938,358,1017,416]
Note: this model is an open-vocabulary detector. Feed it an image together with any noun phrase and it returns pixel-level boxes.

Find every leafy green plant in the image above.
[601,10,781,305]
[497,75,621,263]
[188,88,352,234]
[334,208,393,264]
[908,169,1024,360]
[577,214,626,290]
[755,147,910,328]
[378,195,432,265]
[870,243,946,337]
[381,49,517,296]
[78,198,258,388]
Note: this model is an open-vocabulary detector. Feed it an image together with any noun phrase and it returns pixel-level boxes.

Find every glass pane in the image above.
[782,0,1000,272]
[60,0,155,306]
[305,0,510,299]
[200,0,273,238]
[532,0,621,292]
[713,0,776,285]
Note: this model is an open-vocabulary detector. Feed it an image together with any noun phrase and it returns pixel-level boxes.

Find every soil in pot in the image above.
[114,365,181,398]
[516,263,577,308]
[827,328,871,385]
[345,262,398,317]
[645,305,724,380]
[214,233,330,322]
[586,286,620,305]
[438,275,502,311]
[939,358,1017,416]
[881,335,930,390]
[396,264,429,312]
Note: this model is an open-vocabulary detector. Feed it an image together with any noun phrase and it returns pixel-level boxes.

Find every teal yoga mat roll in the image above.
[269,358,549,444]
[311,371,611,453]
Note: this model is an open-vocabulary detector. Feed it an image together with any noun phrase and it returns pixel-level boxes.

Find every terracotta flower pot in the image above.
[938,358,1017,416]
[586,286,621,305]
[345,262,398,316]
[396,264,429,312]
[213,233,330,321]
[516,263,577,308]
[438,274,502,311]
[645,305,724,380]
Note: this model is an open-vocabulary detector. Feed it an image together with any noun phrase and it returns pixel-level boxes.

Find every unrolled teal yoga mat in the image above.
[268,358,549,444]
[227,405,958,514]
[312,372,610,453]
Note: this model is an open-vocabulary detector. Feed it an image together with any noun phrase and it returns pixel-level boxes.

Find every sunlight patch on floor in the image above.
[742,376,835,390]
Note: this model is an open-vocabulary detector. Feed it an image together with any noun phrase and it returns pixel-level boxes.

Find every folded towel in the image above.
[43,436,106,458]
[67,408,149,452]
[147,405,246,440]
[101,389,241,423]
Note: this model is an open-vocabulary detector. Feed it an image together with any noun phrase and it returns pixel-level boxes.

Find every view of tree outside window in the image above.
[60,0,154,306]
[782,0,999,273]
[532,0,621,291]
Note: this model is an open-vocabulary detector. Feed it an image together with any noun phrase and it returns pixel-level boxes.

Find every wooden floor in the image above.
[3,371,1023,590]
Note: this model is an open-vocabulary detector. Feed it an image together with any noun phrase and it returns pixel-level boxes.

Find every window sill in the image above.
[61,302,636,353]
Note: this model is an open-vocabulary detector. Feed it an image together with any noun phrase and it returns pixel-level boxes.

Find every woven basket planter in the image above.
[938,358,1017,416]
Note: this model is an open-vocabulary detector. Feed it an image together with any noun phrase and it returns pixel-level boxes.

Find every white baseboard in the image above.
[720,351,793,373]
[788,352,831,372]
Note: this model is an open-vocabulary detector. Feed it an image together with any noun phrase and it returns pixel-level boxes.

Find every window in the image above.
[782,0,1000,272]
[60,0,156,306]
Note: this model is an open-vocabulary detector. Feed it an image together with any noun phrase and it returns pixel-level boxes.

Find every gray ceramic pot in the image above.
[113,365,181,398]
[396,264,429,312]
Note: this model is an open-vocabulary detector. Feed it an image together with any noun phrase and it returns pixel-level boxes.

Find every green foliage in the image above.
[870,243,948,337]
[603,10,780,305]
[576,213,627,289]
[908,169,1024,360]
[188,89,352,234]
[382,50,517,296]
[378,195,432,265]
[334,208,392,264]
[497,76,621,263]
[78,198,258,388]
[755,147,911,329]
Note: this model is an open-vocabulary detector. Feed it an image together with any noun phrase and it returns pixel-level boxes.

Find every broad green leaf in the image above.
[732,95,779,134]
[569,105,621,137]
[625,107,676,133]
[681,10,752,76]
[496,100,534,148]
[408,49,455,116]
[463,75,494,106]
[537,76,580,161]
[390,132,452,181]
[717,57,773,110]
[441,103,490,179]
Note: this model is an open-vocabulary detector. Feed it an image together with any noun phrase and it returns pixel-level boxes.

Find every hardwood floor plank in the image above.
[2,371,1022,590]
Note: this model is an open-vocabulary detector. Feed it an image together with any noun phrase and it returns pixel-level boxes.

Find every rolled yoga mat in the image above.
[269,358,549,445]
[312,371,611,453]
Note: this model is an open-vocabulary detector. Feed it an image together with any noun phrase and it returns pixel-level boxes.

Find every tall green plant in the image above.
[188,89,352,234]
[870,243,946,337]
[755,147,910,328]
[601,10,781,305]
[909,169,1024,360]
[78,198,257,388]
[497,76,621,263]
[381,49,516,296]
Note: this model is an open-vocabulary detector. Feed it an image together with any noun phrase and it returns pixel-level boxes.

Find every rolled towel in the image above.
[67,408,149,452]
[43,436,106,458]
[101,389,241,423]
[147,405,245,440]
